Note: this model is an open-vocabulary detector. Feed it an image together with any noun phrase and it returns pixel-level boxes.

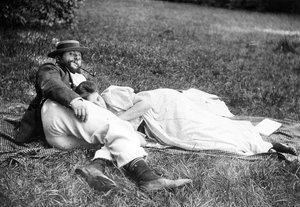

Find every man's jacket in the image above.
[15,63,81,143]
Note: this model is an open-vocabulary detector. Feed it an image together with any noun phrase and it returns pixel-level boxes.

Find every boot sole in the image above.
[75,168,117,192]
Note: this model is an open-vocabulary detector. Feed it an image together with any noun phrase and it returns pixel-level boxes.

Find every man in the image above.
[16,40,89,143]
[17,40,192,192]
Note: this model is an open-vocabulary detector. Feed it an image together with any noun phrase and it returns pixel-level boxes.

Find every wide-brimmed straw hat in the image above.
[48,40,89,58]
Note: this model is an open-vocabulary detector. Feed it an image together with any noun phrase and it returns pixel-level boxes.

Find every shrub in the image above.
[160,0,300,13]
[0,0,85,28]
[228,0,299,12]
[273,37,297,54]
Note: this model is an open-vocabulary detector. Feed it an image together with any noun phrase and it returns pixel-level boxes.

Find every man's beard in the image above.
[60,61,81,73]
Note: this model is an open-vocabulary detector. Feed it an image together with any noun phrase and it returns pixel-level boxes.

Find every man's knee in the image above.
[46,135,91,150]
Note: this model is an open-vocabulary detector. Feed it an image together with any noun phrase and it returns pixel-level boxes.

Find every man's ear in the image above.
[55,55,62,62]
[55,55,63,64]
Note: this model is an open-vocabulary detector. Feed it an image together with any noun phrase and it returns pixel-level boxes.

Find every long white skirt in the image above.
[139,89,272,155]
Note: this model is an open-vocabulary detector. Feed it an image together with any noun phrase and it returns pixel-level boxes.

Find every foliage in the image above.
[0,0,85,27]
[160,0,300,13]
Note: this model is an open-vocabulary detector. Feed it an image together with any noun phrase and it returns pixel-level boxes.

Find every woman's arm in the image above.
[118,95,151,121]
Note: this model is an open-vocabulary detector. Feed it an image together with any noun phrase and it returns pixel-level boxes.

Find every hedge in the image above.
[160,0,300,13]
[0,0,85,27]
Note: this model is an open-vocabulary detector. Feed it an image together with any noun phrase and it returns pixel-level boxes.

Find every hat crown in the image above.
[48,40,88,58]
[56,40,81,50]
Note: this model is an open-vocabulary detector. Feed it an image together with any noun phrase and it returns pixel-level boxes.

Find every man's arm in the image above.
[36,63,88,122]
[36,63,80,106]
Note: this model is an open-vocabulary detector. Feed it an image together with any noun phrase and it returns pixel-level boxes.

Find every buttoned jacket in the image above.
[16,62,82,143]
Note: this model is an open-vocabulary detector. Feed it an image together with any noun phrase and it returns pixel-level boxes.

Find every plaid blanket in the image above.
[1,105,299,166]
[0,108,63,167]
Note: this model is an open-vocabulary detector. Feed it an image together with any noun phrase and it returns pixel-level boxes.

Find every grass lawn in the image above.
[1,0,300,206]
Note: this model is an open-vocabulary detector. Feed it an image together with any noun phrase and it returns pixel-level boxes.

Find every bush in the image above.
[160,0,300,13]
[228,0,299,12]
[0,0,85,28]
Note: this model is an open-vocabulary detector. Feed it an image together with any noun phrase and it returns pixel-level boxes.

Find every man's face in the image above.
[61,51,82,72]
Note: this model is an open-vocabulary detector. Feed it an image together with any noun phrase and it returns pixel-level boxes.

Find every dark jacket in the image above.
[15,63,82,143]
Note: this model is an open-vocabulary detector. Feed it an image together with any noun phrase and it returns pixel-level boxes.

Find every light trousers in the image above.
[41,99,147,167]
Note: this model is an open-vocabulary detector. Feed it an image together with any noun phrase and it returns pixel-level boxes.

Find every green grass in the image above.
[1,0,300,206]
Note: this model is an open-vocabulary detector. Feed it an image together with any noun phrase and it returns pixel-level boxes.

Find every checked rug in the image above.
[1,103,299,166]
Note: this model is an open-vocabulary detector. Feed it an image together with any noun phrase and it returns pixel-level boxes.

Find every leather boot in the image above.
[271,142,298,155]
[124,158,192,192]
[75,159,117,192]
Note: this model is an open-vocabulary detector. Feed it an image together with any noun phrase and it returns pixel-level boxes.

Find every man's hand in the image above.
[70,99,88,122]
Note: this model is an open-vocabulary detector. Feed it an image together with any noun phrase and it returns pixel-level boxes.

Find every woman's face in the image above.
[86,92,107,109]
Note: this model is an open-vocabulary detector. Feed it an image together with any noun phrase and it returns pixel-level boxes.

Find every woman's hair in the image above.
[75,81,98,99]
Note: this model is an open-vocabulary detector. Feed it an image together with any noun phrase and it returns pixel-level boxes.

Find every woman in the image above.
[75,81,298,156]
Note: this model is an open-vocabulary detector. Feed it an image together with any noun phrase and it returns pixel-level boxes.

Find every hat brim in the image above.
[48,47,89,58]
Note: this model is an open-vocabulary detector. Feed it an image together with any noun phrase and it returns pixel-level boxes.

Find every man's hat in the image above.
[48,40,89,58]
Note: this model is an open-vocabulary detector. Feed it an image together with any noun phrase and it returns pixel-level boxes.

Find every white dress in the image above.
[101,86,273,155]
